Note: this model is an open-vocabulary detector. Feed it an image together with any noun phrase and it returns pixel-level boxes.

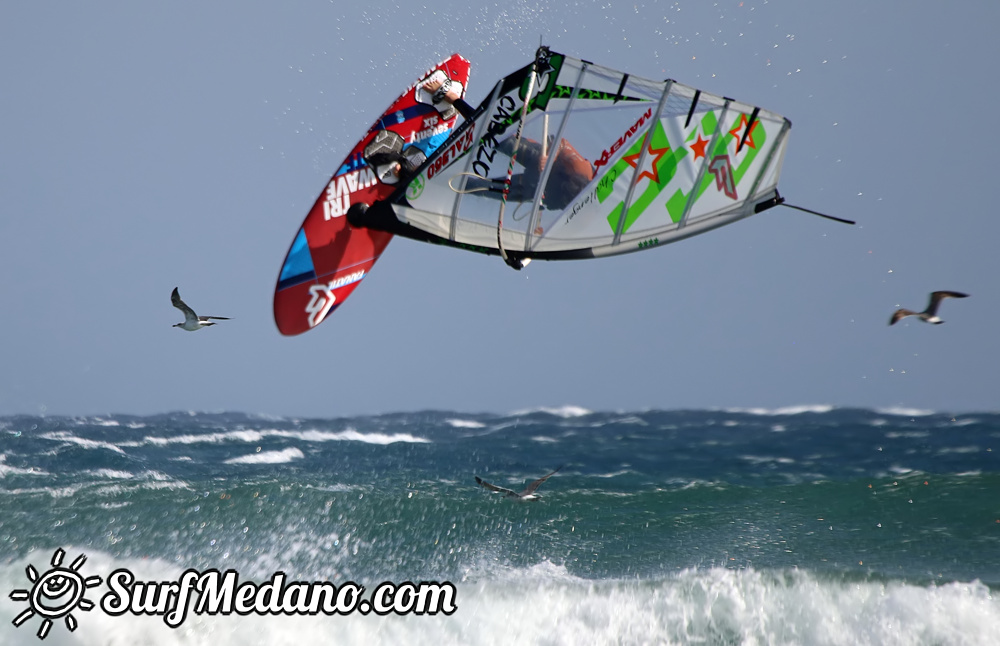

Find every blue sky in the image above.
[1,1,997,417]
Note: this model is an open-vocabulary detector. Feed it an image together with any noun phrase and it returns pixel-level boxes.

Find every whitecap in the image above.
[509,405,592,418]
[83,469,136,480]
[605,416,649,426]
[725,404,835,416]
[593,469,632,479]
[936,446,981,455]
[224,447,305,465]
[877,406,935,417]
[740,455,796,465]
[144,429,266,446]
[82,468,175,482]
[0,454,47,477]
[885,431,931,439]
[98,501,131,509]
[39,431,126,454]
[142,427,429,446]
[284,429,430,445]
[446,419,486,429]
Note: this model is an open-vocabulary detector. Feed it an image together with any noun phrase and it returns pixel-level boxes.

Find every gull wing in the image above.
[520,465,563,496]
[889,308,917,326]
[925,291,969,315]
[171,287,199,325]
[475,476,519,497]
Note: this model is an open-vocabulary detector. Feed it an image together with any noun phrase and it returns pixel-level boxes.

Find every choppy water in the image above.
[1,407,998,644]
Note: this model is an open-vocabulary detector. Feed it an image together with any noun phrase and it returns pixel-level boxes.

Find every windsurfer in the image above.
[464,135,595,211]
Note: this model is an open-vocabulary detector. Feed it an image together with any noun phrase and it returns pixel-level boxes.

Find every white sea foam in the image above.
[937,446,981,455]
[98,501,131,509]
[603,415,649,426]
[0,454,47,478]
[80,417,120,427]
[144,429,268,445]
[510,405,592,418]
[885,431,931,439]
[224,447,305,465]
[877,406,936,417]
[83,469,136,480]
[593,469,633,479]
[740,455,796,465]
[143,428,429,446]
[0,484,83,499]
[38,431,127,454]
[319,429,429,445]
[81,468,175,482]
[725,404,835,416]
[445,418,486,429]
[3,556,996,646]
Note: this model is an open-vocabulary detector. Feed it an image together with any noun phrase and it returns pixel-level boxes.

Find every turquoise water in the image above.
[1,407,998,644]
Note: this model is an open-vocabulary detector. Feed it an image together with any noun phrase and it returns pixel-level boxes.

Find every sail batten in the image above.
[525,60,589,252]
[678,98,731,231]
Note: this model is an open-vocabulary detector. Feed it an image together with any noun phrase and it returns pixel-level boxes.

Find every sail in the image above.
[384,48,790,261]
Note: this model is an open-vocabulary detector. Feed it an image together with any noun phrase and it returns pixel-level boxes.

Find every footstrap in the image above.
[432,79,454,105]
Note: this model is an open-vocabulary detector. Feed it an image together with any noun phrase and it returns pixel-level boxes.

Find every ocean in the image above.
[1,406,998,645]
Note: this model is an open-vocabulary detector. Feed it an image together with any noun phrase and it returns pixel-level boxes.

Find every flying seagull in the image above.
[889,291,968,326]
[475,466,563,501]
[171,287,230,331]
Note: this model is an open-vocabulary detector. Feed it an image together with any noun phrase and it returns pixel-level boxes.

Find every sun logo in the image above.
[9,548,102,640]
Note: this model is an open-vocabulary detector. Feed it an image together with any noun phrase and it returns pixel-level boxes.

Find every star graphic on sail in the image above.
[623,141,670,186]
[728,113,759,151]
[689,133,709,160]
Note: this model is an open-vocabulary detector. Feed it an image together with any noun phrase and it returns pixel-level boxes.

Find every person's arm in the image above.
[425,77,475,120]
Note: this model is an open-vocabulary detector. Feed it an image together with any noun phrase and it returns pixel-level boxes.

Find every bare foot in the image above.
[422,75,460,103]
